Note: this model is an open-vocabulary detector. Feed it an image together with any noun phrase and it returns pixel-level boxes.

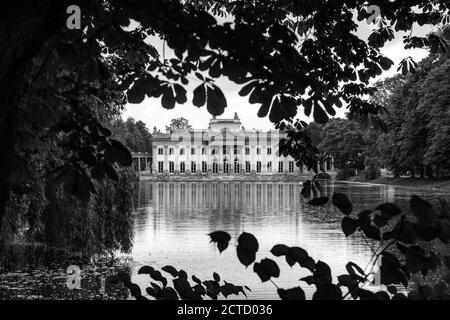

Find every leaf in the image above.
[178,270,188,280]
[287,247,315,272]
[55,167,93,202]
[173,84,187,104]
[301,180,311,198]
[220,282,244,298]
[361,225,381,240]
[380,252,410,287]
[387,285,398,295]
[257,99,271,118]
[208,231,231,253]
[213,272,220,283]
[346,262,366,282]
[145,286,158,298]
[313,261,332,285]
[358,289,379,300]
[375,291,391,300]
[173,277,195,300]
[277,287,305,300]
[105,139,132,166]
[127,78,147,104]
[399,221,417,244]
[374,214,388,228]
[392,293,408,300]
[308,197,329,206]
[271,244,290,257]
[299,275,316,285]
[410,195,438,226]
[237,232,259,267]
[375,203,401,217]
[379,56,394,71]
[192,275,202,285]
[253,258,280,282]
[149,270,167,287]
[159,287,179,300]
[193,84,206,107]
[206,85,227,116]
[161,85,176,109]
[138,266,154,275]
[193,284,206,296]
[313,103,329,124]
[332,193,353,215]
[238,81,257,97]
[162,265,178,278]
[127,283,145,300]
[341,217,358,237]
[313,284,342,300]
[337,274,358,290]
[357,210,371,228]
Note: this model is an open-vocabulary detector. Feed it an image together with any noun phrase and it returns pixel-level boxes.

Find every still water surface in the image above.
[131,180,449,299]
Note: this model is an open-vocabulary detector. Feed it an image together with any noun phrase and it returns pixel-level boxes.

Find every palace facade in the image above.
[133,114,334,176]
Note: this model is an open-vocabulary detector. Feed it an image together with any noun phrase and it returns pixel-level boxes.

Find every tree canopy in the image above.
[1,0,449,226]
[165,117,193,133]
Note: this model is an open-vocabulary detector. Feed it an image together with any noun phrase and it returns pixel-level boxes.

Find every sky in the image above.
[121,12,433,131]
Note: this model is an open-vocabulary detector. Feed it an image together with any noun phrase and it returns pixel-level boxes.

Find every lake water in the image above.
[130,180,450,299]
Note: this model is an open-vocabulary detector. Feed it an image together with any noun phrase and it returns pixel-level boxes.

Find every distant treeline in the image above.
[110,117,153,153]
[308,32,450,179]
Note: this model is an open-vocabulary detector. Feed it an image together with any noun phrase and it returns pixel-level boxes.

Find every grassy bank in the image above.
[349,176,450,192]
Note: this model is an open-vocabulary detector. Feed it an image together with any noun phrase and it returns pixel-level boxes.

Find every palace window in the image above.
[158,148,164,155]
[234,145,238,155]
[234,160,240,174]
[267,147,272,155]
[245,161,251,173]
[211,147,217,155]
[169,148,174,155]
[169,161,175,173]
[245,147,250,155]
[245,137,249,145]
[202,148,206,155]
[212,162,219,174]
[202,161,208,173]
[223,145,228,155]
[223,160,229,173]
[191,162,197,173]
[267,162,272,172]
[180,148,185,155]
[180,162,185,173]
[256,161,262,173]
[278,161,284,173]
[191,148,196,155]
[289,161,295,173]
[158,161,164,173]
[256,148,261,155]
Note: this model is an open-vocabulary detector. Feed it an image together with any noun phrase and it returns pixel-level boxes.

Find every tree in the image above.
[110,117,153,152]
[420,60,450,177]
[1,0,449,231]
[372,31,450,178]
[319,119,365,171]
[165,117,193,133]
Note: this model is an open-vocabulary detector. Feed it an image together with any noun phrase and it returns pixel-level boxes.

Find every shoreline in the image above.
[346,176,450,193]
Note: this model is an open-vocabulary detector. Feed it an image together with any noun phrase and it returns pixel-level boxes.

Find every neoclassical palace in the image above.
[132,114,334,176]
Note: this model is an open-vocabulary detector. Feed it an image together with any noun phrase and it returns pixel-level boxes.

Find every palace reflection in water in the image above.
[130,181,442,299]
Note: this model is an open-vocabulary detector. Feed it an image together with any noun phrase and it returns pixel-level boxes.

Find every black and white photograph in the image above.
[1,0,450,310]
